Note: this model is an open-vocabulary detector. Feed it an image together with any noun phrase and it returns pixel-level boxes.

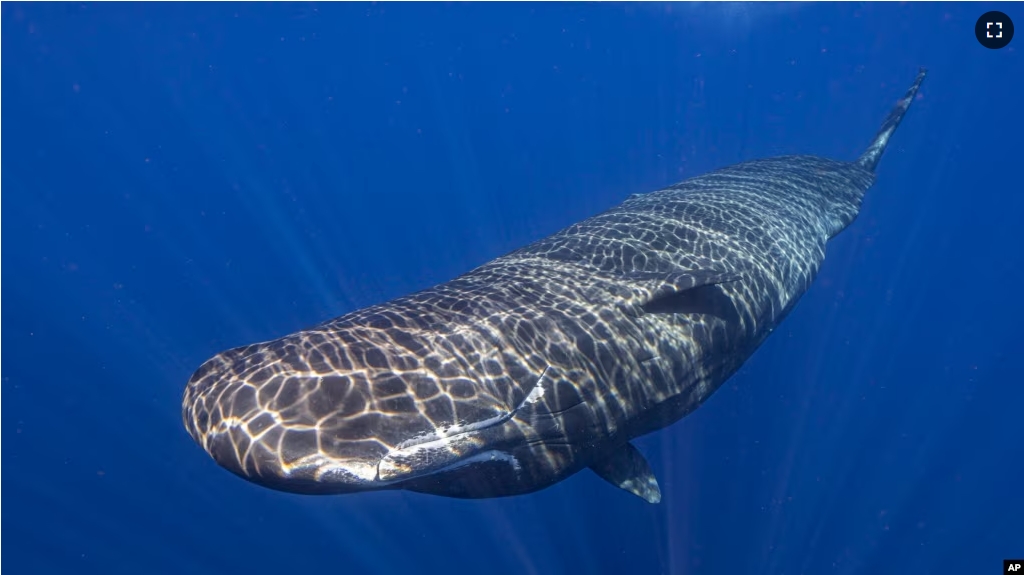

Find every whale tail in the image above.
[856,67,927,172]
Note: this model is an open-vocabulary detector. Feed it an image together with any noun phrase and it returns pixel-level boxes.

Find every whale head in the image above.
[181,303,558,496]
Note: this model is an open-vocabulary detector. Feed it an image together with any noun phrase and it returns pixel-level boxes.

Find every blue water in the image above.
[3,3,1022,574]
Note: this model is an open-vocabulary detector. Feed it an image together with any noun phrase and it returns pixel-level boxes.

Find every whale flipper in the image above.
[590,442,662,503]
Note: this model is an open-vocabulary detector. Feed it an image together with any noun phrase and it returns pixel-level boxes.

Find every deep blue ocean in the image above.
[3,3,1022,574]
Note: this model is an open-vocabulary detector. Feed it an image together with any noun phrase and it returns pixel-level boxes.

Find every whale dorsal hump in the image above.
[627,270,741,321]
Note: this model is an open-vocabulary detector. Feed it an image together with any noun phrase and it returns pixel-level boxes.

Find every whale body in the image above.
[183,69,926,503]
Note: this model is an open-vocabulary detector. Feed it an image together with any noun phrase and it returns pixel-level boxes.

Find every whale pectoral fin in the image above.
[589,442,662,504]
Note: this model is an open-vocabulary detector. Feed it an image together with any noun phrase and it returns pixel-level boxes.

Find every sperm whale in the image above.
[183,68,926,503]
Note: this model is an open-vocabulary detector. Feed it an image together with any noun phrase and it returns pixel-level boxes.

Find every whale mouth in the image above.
[376,411,512,481]
[374,365,550,482]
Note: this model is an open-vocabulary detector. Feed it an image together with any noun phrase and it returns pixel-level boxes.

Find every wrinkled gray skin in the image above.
[183,69,925,503]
